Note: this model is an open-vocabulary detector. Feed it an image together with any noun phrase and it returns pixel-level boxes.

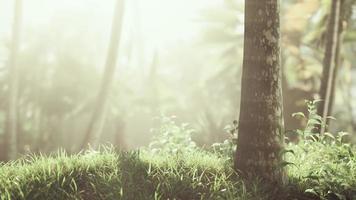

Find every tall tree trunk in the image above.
[4,0,23,161]
[81,0,125,149]
[317,0,343,134]
[234,0,285,184]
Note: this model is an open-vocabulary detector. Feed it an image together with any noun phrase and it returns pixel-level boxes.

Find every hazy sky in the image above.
[0,0,223,70]
[0,0,222,47]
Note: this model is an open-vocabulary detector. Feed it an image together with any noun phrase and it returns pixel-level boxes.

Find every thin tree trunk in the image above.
[81,0,125,149]
[234,0,285,184]
[4,0,23,161]
[317,0,343,134]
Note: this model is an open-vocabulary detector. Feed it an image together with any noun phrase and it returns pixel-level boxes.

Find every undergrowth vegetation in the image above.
[0,101,355,200]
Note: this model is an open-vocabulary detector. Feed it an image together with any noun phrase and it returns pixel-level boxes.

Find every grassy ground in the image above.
[0,140,355,200]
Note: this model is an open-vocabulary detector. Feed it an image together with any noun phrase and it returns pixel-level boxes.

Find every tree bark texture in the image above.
[234,0,285,184]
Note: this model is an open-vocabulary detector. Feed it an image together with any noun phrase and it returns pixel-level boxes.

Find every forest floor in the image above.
[0,141,355,200]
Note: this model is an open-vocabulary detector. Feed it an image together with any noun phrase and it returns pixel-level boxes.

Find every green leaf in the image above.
[312,99,323,104]
[278,161,296,168]
[292,112,305,118]
[324,132,335,140]
[338,132,350,138]
[305,188,319,197]
[326,116,337,120]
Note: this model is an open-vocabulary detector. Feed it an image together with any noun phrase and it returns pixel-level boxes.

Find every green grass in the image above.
[0,143,355,200]
[286,140,356,199]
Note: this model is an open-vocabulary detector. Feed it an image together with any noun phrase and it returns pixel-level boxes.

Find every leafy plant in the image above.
[211,120,238,158]
[290,99,352,145]
[291,99,323,139]
[148,116,197,154]
[286,100,356,200]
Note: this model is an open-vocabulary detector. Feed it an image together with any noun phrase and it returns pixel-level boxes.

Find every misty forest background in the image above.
[0,0,356,199]
[1,0,355,159]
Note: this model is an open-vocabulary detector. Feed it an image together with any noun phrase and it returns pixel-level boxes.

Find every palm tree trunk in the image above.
[234,0,285,184]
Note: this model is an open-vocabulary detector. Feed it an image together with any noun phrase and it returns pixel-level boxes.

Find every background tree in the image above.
[81,0,125,149]
[317,0,343,134]
[234,0,285,183]
[3,0,23,161]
